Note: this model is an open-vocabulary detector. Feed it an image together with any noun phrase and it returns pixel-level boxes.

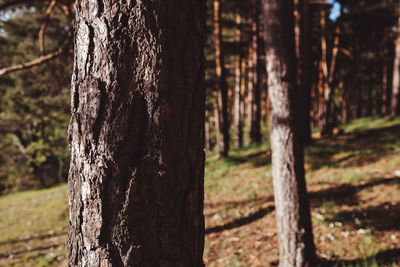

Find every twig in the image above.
[39,0,58,55]
[0,49,63,77]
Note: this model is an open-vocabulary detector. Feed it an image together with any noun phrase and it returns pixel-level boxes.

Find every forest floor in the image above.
[0,116,400,266]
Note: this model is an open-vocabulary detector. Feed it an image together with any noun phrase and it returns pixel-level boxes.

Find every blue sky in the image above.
[327,0,342,21]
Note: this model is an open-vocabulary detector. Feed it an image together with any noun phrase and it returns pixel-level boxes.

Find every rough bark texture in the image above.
[261,0,316,266]
[68,1,206,266]
[234,10,243,148]
[248,0,262,143]
[392,13,400,117]
[214,0,230,157]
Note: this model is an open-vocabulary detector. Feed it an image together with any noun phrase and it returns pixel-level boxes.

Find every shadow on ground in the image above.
[320,249,400,266]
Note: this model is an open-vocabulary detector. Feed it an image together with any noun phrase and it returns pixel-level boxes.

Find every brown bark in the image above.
[68,1,206,266]
[205,110,210,152]
[382,48,389,115]
[262,0,316,266]
[294,0,313,144]
[392,13,400,117]
[248,0,262,143]
[234,10,243,148]
[214,0,230,157]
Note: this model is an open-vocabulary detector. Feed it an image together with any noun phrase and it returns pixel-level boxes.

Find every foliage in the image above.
[0,5,72,193]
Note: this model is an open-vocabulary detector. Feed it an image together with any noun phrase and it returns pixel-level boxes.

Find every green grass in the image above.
[1,116,400,266]
[0,185,68,266]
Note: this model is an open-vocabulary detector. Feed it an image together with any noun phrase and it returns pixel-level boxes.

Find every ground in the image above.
[0,116,400,266]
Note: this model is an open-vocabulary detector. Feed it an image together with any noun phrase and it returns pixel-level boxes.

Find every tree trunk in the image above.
[68,1,206,266]
[234,10,243,148]
[261,1,316,266]
[294,0,313,144]
[391,13,400,117]
[321,12,340,134]
[248,0,262,143]
[381,48,389,115]
[214,0,230,157]
[205,110,210,152]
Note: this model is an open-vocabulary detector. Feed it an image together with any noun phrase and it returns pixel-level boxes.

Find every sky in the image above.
[328,0,342,21]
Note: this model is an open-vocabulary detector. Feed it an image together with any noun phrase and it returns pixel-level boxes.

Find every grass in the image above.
[1,116,400,266]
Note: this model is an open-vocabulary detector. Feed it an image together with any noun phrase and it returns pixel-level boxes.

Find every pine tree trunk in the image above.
[248,0,262,143]
[391,13,400,117]
[234,10,243,148]
[214,0,230,157]
[205,111,210,152]
[294,0,313,144]
[261,1,316,266]
[382,51,388,115]
[68,1,206,266]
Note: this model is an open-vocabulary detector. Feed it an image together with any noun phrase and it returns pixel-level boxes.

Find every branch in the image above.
[0,49,63,77]
[39,0,58,55]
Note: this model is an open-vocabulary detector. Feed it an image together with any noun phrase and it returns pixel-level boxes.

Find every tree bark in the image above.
[234,10,243,149]
[214,0,230,157]
[262,0,316,266]
[68,1,206,266]
[380,47,389,115]
[248,0,262,143]
[392,13,400,117]
[294,0,313,144]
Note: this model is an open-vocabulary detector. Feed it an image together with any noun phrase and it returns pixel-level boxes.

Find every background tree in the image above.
[262,0,316,265]
[213,0,230,157]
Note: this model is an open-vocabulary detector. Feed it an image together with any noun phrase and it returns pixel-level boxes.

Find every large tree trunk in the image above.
[214,0,230,157]
[234,10,244,148]
[248,0,262,143]
[391,14,400,117]
[68,1,206,266]
[262,1,316,266]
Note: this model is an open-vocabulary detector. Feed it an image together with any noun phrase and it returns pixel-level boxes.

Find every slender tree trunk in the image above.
[262,1,316,266]
[234,10,243,148]
[391,13,400,117]
[240,57,247,137]
[248,0,262,143]
[381,48,389,115]
[301,0,313,144]
[294,0,313,144]
[248,44,254,140]
[68,1,206,266]
[214,0,230,157]
[321,13,340,134]
[205,110,210,152]
[320,8,329,128]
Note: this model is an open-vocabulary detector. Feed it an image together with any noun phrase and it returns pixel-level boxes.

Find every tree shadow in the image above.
[0,243,63,258]
[205,176,400,236]
[330,202,400,231]
[306,124,400,170]
[319,249,400,266]
[309,176,400,207]
[0,231,66,246]
[205,205,275,235]
[226,150,271,168]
